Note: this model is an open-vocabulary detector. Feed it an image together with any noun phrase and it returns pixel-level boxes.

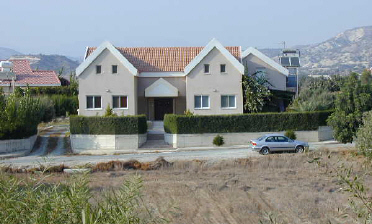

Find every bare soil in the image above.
[11,148,370,223]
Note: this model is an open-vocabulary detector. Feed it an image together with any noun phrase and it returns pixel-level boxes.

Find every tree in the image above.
[356,111,372,157]
[242,67,271,113]
[361,69,372,86]
[327,73,372,143]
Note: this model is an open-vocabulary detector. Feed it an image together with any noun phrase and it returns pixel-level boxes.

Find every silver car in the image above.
[250,134,309,155]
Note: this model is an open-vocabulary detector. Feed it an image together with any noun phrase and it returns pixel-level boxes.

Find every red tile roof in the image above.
[86,46,241,72]
[0,60,61,86]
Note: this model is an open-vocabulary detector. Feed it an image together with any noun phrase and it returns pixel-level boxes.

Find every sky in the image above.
[0,0,371,58]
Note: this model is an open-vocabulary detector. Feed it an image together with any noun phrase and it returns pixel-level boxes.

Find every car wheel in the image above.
[260,147,270,155]
[295,146,304,153]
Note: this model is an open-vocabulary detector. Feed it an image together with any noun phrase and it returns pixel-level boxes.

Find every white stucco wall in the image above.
[186,47,243,115]
[0,135,37,154]
[242,54,287,91]
[78,49,137,116]
[70,134,146,154]
[165,126,334,148]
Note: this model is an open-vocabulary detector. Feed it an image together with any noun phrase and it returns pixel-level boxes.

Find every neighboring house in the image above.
[0,59,61,93]
[76,39,244,120]
[241,47,289,91]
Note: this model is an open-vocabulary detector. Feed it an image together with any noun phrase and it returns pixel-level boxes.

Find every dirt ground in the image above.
[11,148,371,224]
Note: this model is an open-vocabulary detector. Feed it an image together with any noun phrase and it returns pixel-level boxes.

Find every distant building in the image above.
[279,49,301,94]
[0,59,61,93]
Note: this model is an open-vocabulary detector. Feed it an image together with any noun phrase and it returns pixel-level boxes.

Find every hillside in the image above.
[9,54,79,76]
[260,26,372,75]
[0,47,22,59]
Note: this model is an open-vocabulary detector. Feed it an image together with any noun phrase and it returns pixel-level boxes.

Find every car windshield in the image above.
[257,136,266,141]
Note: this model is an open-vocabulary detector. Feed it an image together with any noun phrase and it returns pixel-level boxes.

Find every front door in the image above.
[154,98,173,120]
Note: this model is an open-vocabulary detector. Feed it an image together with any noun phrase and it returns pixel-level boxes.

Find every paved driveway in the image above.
[0,141,355,168]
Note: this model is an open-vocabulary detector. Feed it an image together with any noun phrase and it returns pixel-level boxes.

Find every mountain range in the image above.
[260,26,372,75]
[1,25,372,76]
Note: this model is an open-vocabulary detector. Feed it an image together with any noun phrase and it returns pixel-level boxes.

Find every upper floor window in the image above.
[194,95,210,109]
[87,96,102,109]
[112,65,118,74]
[221,95,236,108]
[204,64,210,74]
[255,67,266,79]
[96,65,102,74]
[113,96,128,109]
[220,64,226,73]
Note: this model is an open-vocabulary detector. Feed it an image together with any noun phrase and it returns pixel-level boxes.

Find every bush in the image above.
[50,95,78,117]
[0,94,44,140]
[39,96,55,122]
[0,173,163,223]
[164,111,332,134]
[70,115,147,135]
[356,111,372,157]
[213,135,224,146]
[284,130,297,140]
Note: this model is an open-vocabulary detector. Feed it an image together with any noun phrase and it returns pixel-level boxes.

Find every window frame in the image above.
[112,95,128,109]
[220,64,226,73]
[194,95,210,109]
[204,64,210,74]
[96,65,102,74]
[221,95,237,109]
[112,65,118,74]
[86,95,102,110]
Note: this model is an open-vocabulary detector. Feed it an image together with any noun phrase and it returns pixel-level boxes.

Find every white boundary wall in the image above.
[0,135,37,154]
[71,134,147,153]
[165,126,333,148]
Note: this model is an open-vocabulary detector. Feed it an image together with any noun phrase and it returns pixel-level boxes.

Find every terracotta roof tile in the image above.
[86,46,241,73]
[0,60,61,86]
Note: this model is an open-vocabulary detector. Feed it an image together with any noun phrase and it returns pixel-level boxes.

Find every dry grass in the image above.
[6,148,370,223]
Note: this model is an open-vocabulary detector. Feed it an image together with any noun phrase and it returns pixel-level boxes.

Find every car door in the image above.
[286,138,297,151]
[275,136,290,151]
[264,136,276,151]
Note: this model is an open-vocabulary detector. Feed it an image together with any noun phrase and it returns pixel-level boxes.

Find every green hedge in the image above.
[164,111,333,134]
[29,86,78,96]
[70,115,147,135]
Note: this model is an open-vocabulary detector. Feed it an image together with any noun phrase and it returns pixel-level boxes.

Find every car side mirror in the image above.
[289,139,294,142]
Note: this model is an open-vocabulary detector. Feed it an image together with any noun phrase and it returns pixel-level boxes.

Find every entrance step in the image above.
[147,134,164,140]
[140,140,172,149]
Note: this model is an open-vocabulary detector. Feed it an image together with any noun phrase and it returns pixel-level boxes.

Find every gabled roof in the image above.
[83,40,241,74]
[76,41,138,77]
[145,78,178,97]
[0,60,61,87]
[242,47,289,76]
[184,38,244,75]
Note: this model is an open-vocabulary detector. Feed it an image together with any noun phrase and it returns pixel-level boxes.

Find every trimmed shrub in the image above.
[28,86,78,96]
[70,115,147,135]
[213,135,224,146]
[284,130,297,140]
[164,111,332,134]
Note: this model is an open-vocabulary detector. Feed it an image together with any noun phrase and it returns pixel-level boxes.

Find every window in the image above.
[266,137,275,142]
[255,67,266,79]
[221,95,236,108]
[112,65,118,74]
[204,64,210,74]
[194,95,210,109]
[96,65,101,74]
[275,136,288,142]
[220,64,226,73]
[86,96,101,109]
[112,96,128,109]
